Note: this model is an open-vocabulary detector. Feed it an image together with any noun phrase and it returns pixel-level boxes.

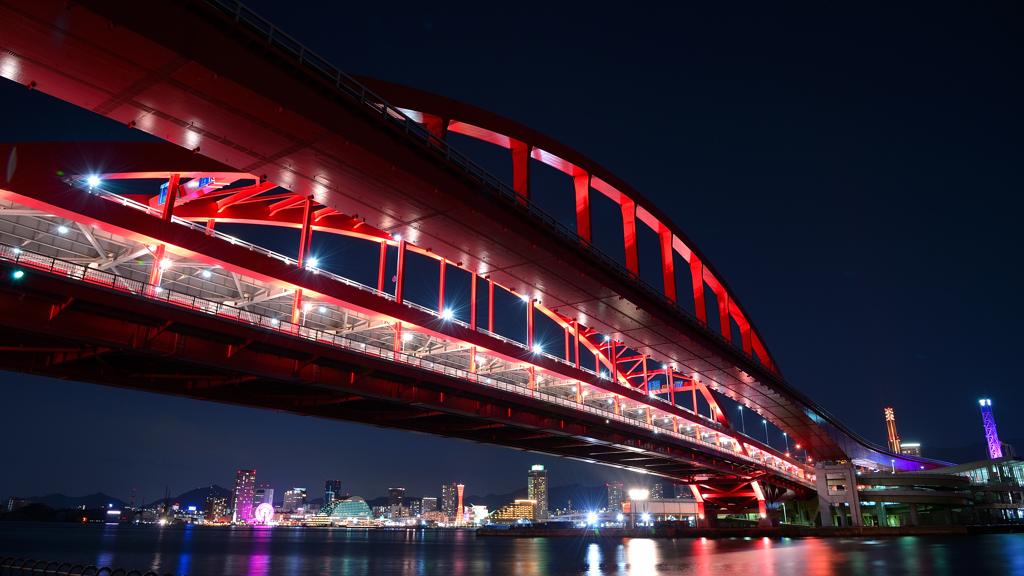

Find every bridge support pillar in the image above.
[815,462,863,527]
[690,486,708,528]
[876,502,887,527]
[147,244,166,290]
[751,481,771,528]
[908,503,919,526]
[818,498,834,527]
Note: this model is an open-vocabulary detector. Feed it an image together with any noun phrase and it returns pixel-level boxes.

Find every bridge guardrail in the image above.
[0,241,808,483]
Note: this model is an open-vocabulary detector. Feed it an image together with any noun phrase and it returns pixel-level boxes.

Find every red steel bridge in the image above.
[0,0,950,519]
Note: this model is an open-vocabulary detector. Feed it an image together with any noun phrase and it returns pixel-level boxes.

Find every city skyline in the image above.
[0,0,1020,503]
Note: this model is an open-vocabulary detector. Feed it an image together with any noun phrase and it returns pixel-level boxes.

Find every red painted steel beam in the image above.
[0,268,797,482]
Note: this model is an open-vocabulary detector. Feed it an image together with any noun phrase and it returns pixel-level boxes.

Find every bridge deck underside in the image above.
[0,0,850,460]
[0,261,813,492]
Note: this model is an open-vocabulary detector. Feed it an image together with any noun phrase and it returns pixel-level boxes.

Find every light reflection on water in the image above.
[1,524,1023,575]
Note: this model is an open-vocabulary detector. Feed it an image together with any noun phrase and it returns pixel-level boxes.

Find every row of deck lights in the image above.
[63,182,803,475]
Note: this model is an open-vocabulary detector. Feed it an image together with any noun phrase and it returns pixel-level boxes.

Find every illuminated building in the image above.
[388,487,405,507]
[649,482,664,499]
[422,497,438,513]
[231,469,255,523]
[442,483,458,516]
[206,496,228,522]
[489,500,536,524]
[406,498,422,516]
[319,496,373,522]
[901,443,922,457]
[607,482,624,512]
[253,486,274,508]
[673,484,691,499]
[325,479,342,503]
[283,487,307,512]
[527,464,548,518]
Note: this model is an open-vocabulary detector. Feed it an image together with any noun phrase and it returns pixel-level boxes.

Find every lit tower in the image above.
[979,399,1003,459]
[884,407,901,454]
[456,484,465,524]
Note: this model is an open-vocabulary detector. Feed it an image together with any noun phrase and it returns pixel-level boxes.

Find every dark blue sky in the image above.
[1,1,1021,504]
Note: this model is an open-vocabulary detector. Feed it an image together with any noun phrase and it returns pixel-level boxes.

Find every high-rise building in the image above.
[673,484,691,499]
[205,495,228,522]
[527,464,548,518]
[406,498,422,516]
[231,469,256,523]
[422,497,438,513]
[325,479,342,503]
[253,485,274,508]
[283,488,307,512]
[388,487,405,507]
[649,482,664,499]
[900,443,922,457]
[441,483,458,517]
[607,482,624,512]
[980,398,1003,459]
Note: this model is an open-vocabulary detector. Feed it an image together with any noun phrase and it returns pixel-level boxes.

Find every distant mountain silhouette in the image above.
[147,485,232,510]
[18,492,127,510]
[18,486,235,511]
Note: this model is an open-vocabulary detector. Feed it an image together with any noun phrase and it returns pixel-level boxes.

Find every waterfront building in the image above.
[371,505,389,518]
[607,482,624,512]
[422,497,438,513]
[489,500,536,524]
[253,486,274,508]
[388,487,405,507]
[527,464,548,519]
[901,443,922,457]
[406,498,422,516]
[283,487,307,512]
[205,495,228,523]
[318,496,373,523]
[441,483,458,516]
[471,505,489,524]
[5,497,29,512]
[325,479,342,503]
[231,469,256,523]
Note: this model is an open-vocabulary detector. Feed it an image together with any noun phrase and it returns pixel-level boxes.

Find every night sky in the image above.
[1,1,1021,506]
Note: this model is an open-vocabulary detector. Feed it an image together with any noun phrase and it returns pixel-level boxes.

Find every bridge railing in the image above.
[0,241,808,483]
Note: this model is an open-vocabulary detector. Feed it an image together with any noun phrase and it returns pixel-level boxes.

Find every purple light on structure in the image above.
[980,398,1003,459]
[253,502,274,524]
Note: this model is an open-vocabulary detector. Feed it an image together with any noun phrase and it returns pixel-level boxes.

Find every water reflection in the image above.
[2,524,1024,576]
[625,539,657,576]
[585,542,602,576]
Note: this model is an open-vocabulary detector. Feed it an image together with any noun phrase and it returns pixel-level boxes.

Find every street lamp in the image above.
[763,419,769,447]
[738,406,746,434]
[783,432,789,453]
